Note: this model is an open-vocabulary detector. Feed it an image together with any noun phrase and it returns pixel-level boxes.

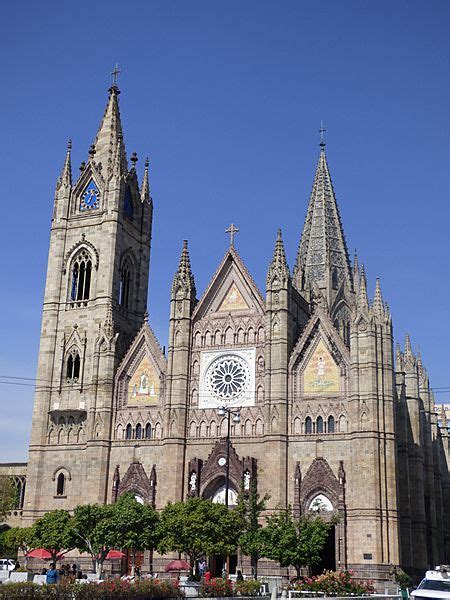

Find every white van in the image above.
[410,566,450,599]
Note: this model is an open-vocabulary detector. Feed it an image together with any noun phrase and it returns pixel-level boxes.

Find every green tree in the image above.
[30,509,74,562]
[0,477,16,522]
[237,481,269,578]
[158,497,243,574]
[71,502,116,577]
[264,510,332,578]
[3,527,33,558]
[106,494,160,575]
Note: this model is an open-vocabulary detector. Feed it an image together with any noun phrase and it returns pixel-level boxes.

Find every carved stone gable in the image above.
[300,457,341,511]
[117,461,155,505]
[199,440,243,498]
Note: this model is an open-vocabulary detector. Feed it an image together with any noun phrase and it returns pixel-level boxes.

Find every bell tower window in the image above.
[70,250,92,304]
[119,260,132,309]
[66,351,80,381]
[56,473,65,496]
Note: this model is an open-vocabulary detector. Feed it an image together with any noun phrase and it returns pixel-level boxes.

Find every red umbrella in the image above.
[26,549,63,560]
[165,559,190,572]
[105,549,126,560]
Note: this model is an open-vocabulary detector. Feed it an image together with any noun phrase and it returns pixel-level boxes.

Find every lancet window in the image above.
[119,259,132,309]
[70,250,92,303]
[56,473,65,496]
[66,350,81,381]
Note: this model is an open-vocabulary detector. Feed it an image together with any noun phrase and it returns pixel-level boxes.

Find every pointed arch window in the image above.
[305,416,313,434]
[70,250,92,303]
[125,424,133,440]
[56,473,65,496]
[123,187,134,220]
[145,423,152,439]
[66,350,81,381]
[135,423,142,439]
[327,415,335,433]
[119,259,132,309]
[316,416,324,434]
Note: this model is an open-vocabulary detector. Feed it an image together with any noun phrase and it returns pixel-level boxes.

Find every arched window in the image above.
[66,351,80,380]
[119,260,132,308]
[56,473,65,496]
[317,416,324,434]
[125,424,132,440]
[135,423,142,439]
[145,423,152,439]
[305,416,313,434]
[70,250,92,302]
[327,415,335,433]
[332,268,338,290]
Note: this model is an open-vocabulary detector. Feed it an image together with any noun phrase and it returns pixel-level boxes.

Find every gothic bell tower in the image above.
[23,81,153,519]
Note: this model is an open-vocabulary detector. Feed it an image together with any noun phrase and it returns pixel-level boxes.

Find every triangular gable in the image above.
[115,320,166,408]
[289,307,349,395]
[193,247,265,320]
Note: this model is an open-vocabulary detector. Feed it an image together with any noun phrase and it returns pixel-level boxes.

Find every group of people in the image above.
[197,559,244,582]
[43,562,83,584]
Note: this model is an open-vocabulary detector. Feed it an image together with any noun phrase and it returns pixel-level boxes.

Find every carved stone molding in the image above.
[115,461,155,505]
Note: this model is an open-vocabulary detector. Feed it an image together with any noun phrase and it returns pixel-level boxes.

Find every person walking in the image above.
[46,563,59,584]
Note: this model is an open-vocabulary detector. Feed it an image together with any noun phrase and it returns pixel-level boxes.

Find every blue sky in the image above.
[1,0,450,461]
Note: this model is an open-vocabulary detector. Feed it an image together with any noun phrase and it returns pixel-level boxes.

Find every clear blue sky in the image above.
[1,1,450,461]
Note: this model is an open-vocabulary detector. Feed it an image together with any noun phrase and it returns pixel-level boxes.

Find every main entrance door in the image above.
[210,554,238,577]
[312,525,336,575]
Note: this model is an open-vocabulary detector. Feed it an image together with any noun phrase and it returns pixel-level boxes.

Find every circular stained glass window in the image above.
[206,354,250,401]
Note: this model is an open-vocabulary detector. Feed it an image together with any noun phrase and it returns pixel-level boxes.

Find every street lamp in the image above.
[217,405,241,508]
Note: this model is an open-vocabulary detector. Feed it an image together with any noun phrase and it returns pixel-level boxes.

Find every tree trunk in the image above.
[296,565,301,580]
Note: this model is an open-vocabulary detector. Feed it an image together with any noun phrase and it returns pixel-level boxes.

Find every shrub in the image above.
[293,569,375,596]
[0,579,184,600]
[201,577,235,597]
[235,579,261,596]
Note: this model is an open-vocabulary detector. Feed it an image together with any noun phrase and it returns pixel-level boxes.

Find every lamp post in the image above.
[217,405,241,508]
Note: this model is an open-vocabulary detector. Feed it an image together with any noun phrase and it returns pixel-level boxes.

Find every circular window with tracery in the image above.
[206,354,250,402]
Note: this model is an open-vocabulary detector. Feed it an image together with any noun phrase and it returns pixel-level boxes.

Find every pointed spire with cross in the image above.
[319,121,326,149]
[225,223,239,247]
[111,63,121,88]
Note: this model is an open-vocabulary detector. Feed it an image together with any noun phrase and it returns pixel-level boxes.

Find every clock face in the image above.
[80,179,100,211]
[218,457,226,467]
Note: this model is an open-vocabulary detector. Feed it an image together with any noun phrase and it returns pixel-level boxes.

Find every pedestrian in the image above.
[237,570,244,581]
[46,563,59,584]
[204,570,211,583]
[198,559,206,577]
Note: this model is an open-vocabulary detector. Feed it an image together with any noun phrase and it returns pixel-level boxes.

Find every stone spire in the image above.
[371,278,385,320]
[141,157,152,204]
[395,343,403,371]
[440,404,448,428]
[357,265,369,312]
[172,240,196,298]
[57,139,72,189]
[267,229,290,286]
[293,146,352,295]
[92,85,128,177]
[403,333,415,368]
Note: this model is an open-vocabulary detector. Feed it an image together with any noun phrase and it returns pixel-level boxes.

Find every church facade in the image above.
[18,84,450,580]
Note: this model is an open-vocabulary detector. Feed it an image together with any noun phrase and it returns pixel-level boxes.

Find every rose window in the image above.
[206,354,250,401]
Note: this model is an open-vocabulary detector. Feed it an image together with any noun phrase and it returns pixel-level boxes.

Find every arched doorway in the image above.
[203,479,239,576]
[306,493,337,574]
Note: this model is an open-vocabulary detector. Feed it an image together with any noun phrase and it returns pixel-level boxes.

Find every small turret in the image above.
[357,265,369,312]
[141,157,152,204]
[267,229,290,287]
[57,139,72,190]
[371,277,385,322]
[172,240,196,301]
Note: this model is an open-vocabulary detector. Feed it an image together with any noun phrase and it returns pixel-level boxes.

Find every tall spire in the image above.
[267,229,290,286]
[141,157,151,204]
[92,84,128,177]
[357,265,369,311]
[57,139,72,189]
[293,145,352,295]
[371,277,385,320]
[172,240,196,298]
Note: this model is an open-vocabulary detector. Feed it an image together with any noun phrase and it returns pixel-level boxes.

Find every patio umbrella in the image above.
[26,549,63,560]
[165,559,190,572]
[105,549,126,559]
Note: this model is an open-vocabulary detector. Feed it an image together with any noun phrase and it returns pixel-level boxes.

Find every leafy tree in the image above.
[30,509,74,562]
[70,502,116,577]
[106,493,160,574]
[237,481,269,578]
[3,527,33,558]
[264,510,332,578]
[0,477,16,521]
[158,497,243,574]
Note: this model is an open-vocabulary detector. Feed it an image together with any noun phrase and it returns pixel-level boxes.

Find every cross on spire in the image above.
[319,121,326,148]
[111,63,121,87]
[225,223,239,247]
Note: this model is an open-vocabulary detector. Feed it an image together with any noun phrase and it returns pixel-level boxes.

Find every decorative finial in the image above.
[79,161,86,172]
[319,121,326,149]
[183,239,188,250]
[131,152,138,168]
[144,309,149,323]
[111,63,121,87]
[88,144,96,159]
[67,139,72,151]
[225,223,239,247]
[145,157,149,169]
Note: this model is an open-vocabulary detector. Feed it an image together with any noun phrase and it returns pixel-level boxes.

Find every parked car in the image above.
[410,566,450,599]
[0,559,16,572]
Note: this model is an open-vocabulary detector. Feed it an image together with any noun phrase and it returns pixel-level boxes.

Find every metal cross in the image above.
[111,64,121,86]
[225,223,239,247]
[319,121,326,147]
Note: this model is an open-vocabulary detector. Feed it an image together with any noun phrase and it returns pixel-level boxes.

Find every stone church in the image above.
[11,82,450,580]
